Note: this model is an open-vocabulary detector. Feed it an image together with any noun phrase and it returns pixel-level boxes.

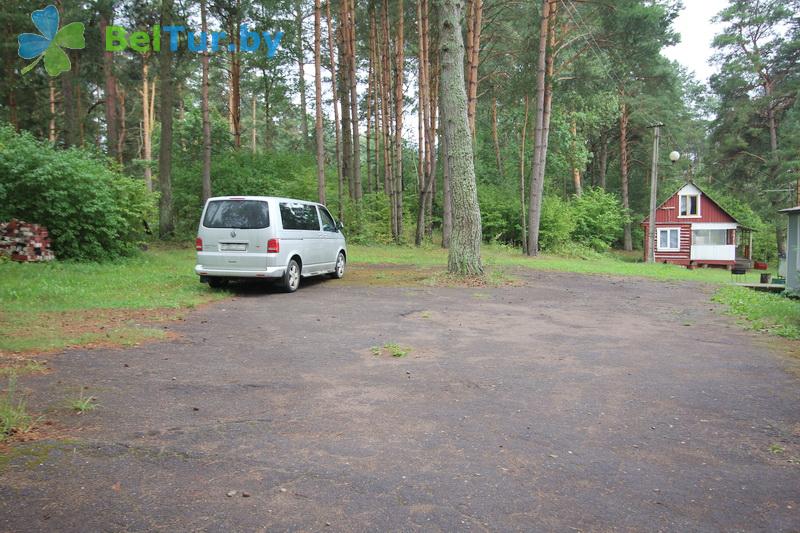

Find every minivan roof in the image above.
[207,196,325,207]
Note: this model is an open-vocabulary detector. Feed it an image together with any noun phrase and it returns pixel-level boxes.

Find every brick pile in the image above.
[0,220,55,262]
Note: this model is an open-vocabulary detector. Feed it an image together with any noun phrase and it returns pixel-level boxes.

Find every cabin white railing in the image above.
[690,244,735,261]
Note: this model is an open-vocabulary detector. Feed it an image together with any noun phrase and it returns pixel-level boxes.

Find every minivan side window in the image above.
[319,207,337,232]
[203,200,270,229]
[280,202,321,231]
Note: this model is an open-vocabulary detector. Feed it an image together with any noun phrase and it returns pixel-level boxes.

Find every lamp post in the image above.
[647,125,680,264]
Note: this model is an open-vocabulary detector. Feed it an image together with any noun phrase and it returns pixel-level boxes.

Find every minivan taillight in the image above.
[267,238,280,253]
[195,237,203,251]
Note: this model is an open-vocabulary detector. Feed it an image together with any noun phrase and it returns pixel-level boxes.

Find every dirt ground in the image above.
[1,268,799,531]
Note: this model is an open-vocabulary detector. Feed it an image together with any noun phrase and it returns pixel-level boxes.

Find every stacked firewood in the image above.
[0,220,55,262]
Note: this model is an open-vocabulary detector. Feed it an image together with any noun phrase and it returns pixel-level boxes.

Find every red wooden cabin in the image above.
[641,182,752,269]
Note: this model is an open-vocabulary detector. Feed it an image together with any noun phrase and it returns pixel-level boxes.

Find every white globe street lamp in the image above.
[669,151,681,164]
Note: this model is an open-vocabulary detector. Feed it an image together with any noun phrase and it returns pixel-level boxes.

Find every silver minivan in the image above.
[195,196,346,292]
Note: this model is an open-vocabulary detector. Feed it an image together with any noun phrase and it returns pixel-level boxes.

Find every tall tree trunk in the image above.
[441,122,452,248]
[527,0,552,256]
[340,51,353,201]
[345,0,362,201]
[142,59,154,191]
[49,79,56,143]
[60,68,78,147]
[436,0,483,275]
[426,55,439,239]
[158,0,176,238]
[200,0,211,202]
[415,0,432,246]
[598,133,608,190]
[314,0,326,204]
[251,96,257,152]
[762,80,785,253]
[519,94,529,254]
[464,0,482,138]
[99,13,118,159]
[491,93,503,176]
[571,115,581,196]
[325,0,344,219]
[117,84,126,160]
[380,0,393,201]
[366,8,375,194]
[371,9,382,192]
[619,98,632,251]
[230,20,242,149]
[261,71,274,148]
[296,0,309,146]
[765,81,778,154]
[393,0,405,242]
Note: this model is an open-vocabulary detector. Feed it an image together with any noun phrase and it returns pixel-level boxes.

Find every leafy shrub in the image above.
[703,186,776,263]
[0,125,155,261]
[538,195,576,251]
[172,149,319,237]
[341,193,394,245]
[547,241,604,259]
[478,186,521,243]
[571,187,628,251]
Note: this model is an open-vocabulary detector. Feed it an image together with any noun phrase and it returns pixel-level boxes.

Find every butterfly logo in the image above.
[18,5,85,77]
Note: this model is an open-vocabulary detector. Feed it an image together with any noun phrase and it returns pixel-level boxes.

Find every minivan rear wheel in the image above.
[332,252,346,279]
[282,259,301,293]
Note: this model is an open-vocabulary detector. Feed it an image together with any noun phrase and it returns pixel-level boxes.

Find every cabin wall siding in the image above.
[652,192,736,224]
[642,185,739,267]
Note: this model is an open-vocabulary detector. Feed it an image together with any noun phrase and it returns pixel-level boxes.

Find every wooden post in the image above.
[647,123,663,263]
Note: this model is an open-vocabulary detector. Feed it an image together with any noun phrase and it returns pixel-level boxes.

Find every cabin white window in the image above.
[679,194,700,217]
[657,228,680,251]
[692,229,728,246]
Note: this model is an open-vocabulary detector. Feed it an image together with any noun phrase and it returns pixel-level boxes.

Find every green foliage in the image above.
[342,193,394,245]
[0,125,155,261]
[539,195,576,251]
[172,148,319,237]
[0,245,221,314]
[478,186,521,243]
[700,184,777,263]
[0,377,36,441]
[713,286,800,339]
[70,392,97,413]
[570,188,629,251]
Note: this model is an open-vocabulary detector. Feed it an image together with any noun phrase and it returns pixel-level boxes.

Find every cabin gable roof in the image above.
[642,181,741,225]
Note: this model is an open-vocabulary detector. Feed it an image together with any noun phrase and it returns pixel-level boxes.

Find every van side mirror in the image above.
[336,220,344,231]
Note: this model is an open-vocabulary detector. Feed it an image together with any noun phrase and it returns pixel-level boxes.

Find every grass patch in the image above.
[70,392,97,414]
[0,245,222,314]
[769,443,786,454]
[0,360,46,378]
[0,378,37,442]
[0,245,223,353]
[713,286,800,339]
[348,243,773,285]
[372,343,410,358]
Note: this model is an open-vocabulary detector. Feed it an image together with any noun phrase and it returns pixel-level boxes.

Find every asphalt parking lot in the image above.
[2,269,799,531]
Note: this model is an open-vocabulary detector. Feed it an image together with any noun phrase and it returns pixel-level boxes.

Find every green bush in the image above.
[703,186,776,263]
[172,149,319,237]
[478,186,521,243]
[341,193,394,245]
[0,125,155,261]
[571,187,628,251]
[539,195,576,251]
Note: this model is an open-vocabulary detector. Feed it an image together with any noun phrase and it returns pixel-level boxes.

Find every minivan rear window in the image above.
[203,200,270,229]
[280,202,320,230]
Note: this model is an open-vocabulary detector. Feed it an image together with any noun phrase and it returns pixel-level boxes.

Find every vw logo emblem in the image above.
[230,230,237,238]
